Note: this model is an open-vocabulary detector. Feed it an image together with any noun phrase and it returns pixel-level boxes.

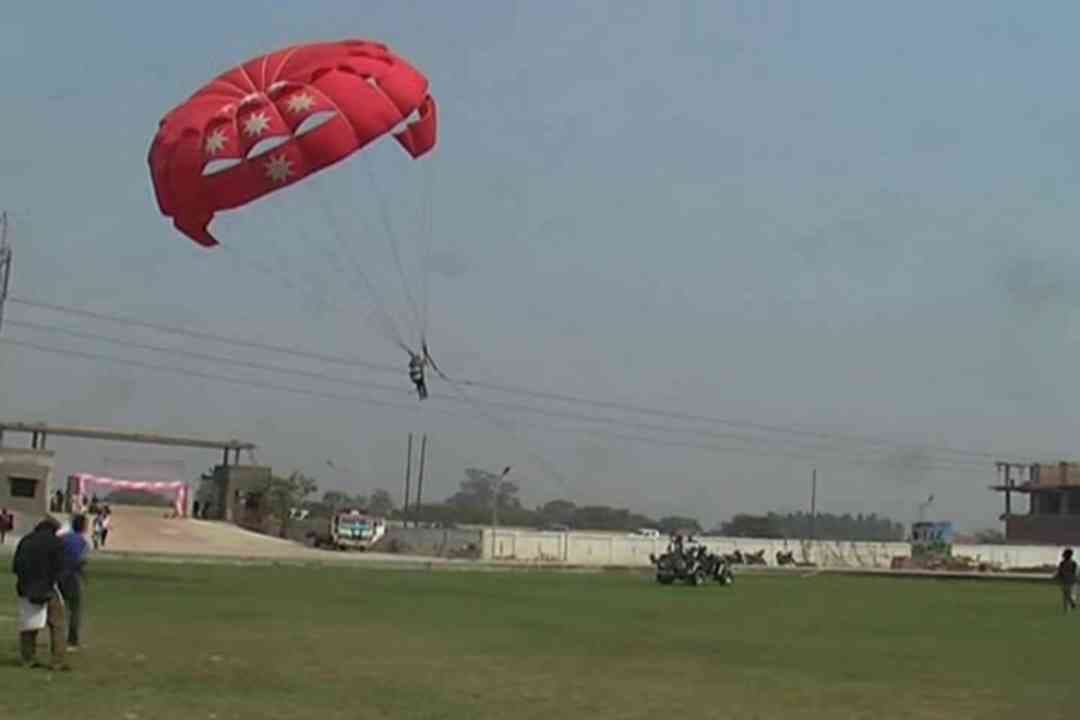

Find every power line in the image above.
[5,318,407,395]
[6,295,1037,463]
[7,296,401,375]
[0,336,420,412]
[0,335,990,473]
[453,377,1013,463]
[5,317,992,470]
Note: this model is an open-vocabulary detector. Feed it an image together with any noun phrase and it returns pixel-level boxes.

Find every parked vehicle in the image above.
[306,508,387,551]
[698,545,735,585]
[649,534,734,587]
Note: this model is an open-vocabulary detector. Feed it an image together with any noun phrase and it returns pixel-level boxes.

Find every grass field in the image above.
[0,558,1072,720]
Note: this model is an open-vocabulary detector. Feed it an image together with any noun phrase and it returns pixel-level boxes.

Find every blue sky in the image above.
[4,2,1080,531]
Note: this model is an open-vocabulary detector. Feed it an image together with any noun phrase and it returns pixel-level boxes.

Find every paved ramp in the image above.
[94,506,318,559]
[80,506,460,565]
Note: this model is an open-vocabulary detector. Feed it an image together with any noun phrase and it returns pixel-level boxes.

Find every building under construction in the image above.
[992,461,1080,545]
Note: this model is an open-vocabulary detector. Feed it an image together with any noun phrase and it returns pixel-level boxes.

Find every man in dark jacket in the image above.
[13,516,69,669]
[1055,548,1078,614]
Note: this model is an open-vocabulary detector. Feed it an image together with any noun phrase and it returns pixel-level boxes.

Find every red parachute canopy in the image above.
[149,39,437,247]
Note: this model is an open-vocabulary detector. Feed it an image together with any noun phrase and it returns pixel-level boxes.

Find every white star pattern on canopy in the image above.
[204,128,228,155]
[244,112,271,138]
[264,154,294,183]
[285,93,315,114]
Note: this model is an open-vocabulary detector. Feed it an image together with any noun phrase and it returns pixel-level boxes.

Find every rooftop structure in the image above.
[0,420,255,465]
[991,461,1080,545]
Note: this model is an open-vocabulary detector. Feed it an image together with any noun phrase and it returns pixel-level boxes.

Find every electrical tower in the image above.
[0,211,12,336]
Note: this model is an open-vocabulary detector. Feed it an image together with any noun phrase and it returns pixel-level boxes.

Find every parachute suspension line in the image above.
[417,158,435,345]
[274,191,352,306]
[280,179,377,314]
[317,179,416,354]
[219,244,303,298]
[272,190,346,314]
[309,178,413,354]
[257,193,335,311]
[209,191,395,349]
[437,375,573,494]
[255,192,383,326]
[215,199,325,310]
[362,162,426,349]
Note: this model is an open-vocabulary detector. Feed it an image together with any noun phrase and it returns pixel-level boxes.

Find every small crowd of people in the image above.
[12,514,90,671]
[52,491,115,548]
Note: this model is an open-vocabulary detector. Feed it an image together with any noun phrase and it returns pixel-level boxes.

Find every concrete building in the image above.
[206,463,274,528]
[992,461,1080,545]
[0,447,54,519]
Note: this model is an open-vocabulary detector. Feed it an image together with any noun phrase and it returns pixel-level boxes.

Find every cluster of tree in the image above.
[280,467,699,533]
[717,511,905,541]
[307,488,395,518]
[217,465,911,543]
[264,471,318,537]
[394,467,704,533]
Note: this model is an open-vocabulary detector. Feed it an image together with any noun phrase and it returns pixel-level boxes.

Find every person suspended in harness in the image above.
[407,342,447,400]
[408,351,428,400]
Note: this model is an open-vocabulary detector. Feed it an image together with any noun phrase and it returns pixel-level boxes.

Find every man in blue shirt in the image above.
[59,514,89,650]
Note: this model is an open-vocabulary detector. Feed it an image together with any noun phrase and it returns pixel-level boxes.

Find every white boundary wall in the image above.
[480,529,1066,570]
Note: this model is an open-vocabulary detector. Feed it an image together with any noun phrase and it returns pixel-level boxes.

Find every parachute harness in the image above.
[407,341,448,400]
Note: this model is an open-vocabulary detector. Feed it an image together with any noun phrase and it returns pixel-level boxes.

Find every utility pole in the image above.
[0,211,12,336]
[918,493,934,524]
[809,467,817,541]
[403,433,413,527]
[491,465,511,560]
[415,434,427,525]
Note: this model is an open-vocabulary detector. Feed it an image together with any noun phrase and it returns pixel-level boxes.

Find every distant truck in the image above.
[306,509,387,551]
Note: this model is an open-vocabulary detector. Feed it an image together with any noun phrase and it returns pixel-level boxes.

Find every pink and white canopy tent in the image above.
[68,473,189,517]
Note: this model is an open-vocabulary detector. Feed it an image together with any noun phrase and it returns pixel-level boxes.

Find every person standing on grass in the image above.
[100,506,112,548]
[1054,548,1077,613]
[0,507,12,544]
[92,510,111,550]
[59,514,90,651]
[91,513,102,549]
[12,516,70,670]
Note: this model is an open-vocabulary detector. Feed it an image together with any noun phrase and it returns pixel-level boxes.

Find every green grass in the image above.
[0,558,1073,719]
